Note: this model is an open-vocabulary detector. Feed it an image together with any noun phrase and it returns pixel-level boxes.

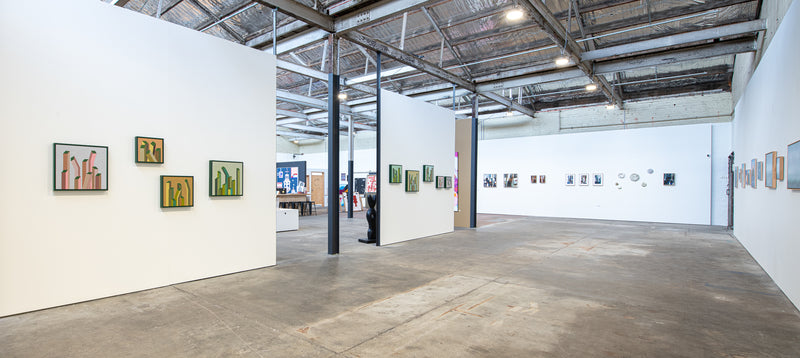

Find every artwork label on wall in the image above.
[788,139,800,189]
[565,174,575,186]
[483,174,497,188]
[53,143,108,191]
[765,151,777,189]
[663,173,676,186]
[592,173,603,186]
[503,173,518,188]
[437,176,446,188]
[135,136,164,164]
[161,176,194,208]
[777,156,785,181]
[389,164,403,184]
[530,175,537,184]
[579,174,589,186]
[423,165,434,182]
[445,176,453,189]
[539,175,546,184]
[209,160,243,196]
[405,170,419,192]
[366,174,377,194]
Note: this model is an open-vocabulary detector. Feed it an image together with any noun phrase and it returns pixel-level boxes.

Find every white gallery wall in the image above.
[380,90,455,245]
[0,1,276,316]
[732,0,800,310]
[478,124,724,225]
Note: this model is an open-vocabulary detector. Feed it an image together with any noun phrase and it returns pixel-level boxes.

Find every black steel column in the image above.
[469,95,478,228]
[347,160,354,218]
[375,52,382,246]
[328,73,341,255]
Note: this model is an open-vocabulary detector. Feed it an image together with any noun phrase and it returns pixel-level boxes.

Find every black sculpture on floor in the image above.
[359,194,377,244]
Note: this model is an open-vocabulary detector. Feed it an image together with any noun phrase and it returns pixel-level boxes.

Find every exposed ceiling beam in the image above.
[245,20,308,48]
[276,109,308,119]
[581,19,766,61]
[113,0,132,7]
[196,1,256,33]
[264,28,329,54]
[420,7,473,80]
[341,31,475,92]
[278,123,329,134]
[519,0,621,107]
[334,0,439,34]
[276,90,377,121]
[478,92,536,118]
[186,0,244,42]
[277,59,377,95]
[253,0,334,33]
[276,130,325,140]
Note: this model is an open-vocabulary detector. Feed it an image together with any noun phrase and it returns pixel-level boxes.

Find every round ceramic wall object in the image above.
[618,173,625,179]
[630,173,640,182]
[647,168,654,174]
[642,182,647,187]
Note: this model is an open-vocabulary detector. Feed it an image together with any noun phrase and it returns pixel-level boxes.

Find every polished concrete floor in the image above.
[2,211,800,357]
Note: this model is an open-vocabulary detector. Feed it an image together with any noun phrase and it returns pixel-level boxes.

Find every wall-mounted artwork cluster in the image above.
[736,140,797,190]
[53,143,108,191]
[388,164,451,192]
[530,175,546,184]
[54,137,244,208]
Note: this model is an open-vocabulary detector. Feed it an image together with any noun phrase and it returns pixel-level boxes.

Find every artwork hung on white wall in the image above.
[630,173,640,182]
[757,161,764,181]
[777,156,785,181]
[539,175,546,184]
[531,175,537,184]
[53,143,108,191]
[618,173,625,179]
[423,165,434,182]
[592,173,603,186]
[647,168,654,174]
[579,174,589,186]
[788,139,800,190]
[750,159,757,181]
[734,166,739,188]
[405,170,419,192]
[765,151,777,189]
[503,173,518,188]
[389,164,402,184]
[437,176,446,188]
[483,174,497,188]
[565,174,575,186]
[445,176,453,189]
[663,173,676,186]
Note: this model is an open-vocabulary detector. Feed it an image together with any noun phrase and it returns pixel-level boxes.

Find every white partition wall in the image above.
[732,0,800,310]
[380,90,455,245]
[478,124,720,225]
[0,1,277,316]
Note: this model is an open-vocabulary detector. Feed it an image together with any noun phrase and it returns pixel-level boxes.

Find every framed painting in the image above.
[777,156,785,181]
[483,174,496,188]
[751,159,757,180]
[445,176,453,189]
[161,176,194,208]
[54,143,108,191]
[209,160,243,196]
[539,175,546,184]
[531,175,537,184]
[405,170,419,192]
[765,151,777,189]
[437,176,446,188]
[423,165,434,182]
[503,173,518,188]
[663,173,675,186]
[565,174,575,186]
[579,173,589,186]
[733,166,739,188]
[592,173,603,186]
[757,161,763,181]
[389,164,403,183]
[789,139,800,189]
[366,174,377,194]
[135,136,164,164]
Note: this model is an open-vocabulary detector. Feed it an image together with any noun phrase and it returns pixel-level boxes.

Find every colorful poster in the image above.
[277,167,300,193]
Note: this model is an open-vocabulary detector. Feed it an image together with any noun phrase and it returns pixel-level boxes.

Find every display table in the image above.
[276,208,299,232]
[276,193,308,203]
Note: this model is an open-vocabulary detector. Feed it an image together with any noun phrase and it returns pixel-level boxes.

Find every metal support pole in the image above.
[272,8,277,56]
[328,73,341,255]
[348,115,354,219]
[375,52,382,246]
[469,95,478,228]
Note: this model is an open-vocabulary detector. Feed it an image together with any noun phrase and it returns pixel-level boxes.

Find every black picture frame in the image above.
[134,136,164,164]
[161,175,194,208]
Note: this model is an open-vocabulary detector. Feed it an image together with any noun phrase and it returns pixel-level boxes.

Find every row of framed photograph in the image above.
[735,142,799,190]
[53,141,243,208]
[483,172,677,188]
[388,164,452,192]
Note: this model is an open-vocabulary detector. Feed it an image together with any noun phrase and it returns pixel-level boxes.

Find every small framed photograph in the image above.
[579,174,589,186]
[445,176,453,189]
[504,173,518,188]
[539,175,546,184]
[405,170,419,192]
[531,175,537,184]
[663,173,676,186]
[423,165,434,182]
[161,175,194,208]
[135,136,164,164]
[565,174,575,186]
[483,174,497,188]
[765,151,777,189]
[389,164,402,183]
[592,173,603,186]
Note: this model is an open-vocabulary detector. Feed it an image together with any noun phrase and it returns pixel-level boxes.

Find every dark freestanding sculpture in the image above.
[359,194,377,244]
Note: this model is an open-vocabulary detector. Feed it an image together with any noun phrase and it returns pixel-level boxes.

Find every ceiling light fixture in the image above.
[506,109,514,116]
[555,56,570,66]
[586,83,598,91]
[506,8,524,21]
[337,92,347,100]
[606,104,615,110]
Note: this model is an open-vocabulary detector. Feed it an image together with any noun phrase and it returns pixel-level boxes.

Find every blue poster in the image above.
[276,167,299,193]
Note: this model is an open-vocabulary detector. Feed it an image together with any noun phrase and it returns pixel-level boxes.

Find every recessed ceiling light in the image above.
[586,83,598,91]
[506,8,524,21]
[555,56,570,66]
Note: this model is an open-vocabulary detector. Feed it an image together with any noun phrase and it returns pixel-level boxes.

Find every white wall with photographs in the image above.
[0,0,276,316]
[731,0,800,310]
[477,123,725,225]
[380,90,455,245]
